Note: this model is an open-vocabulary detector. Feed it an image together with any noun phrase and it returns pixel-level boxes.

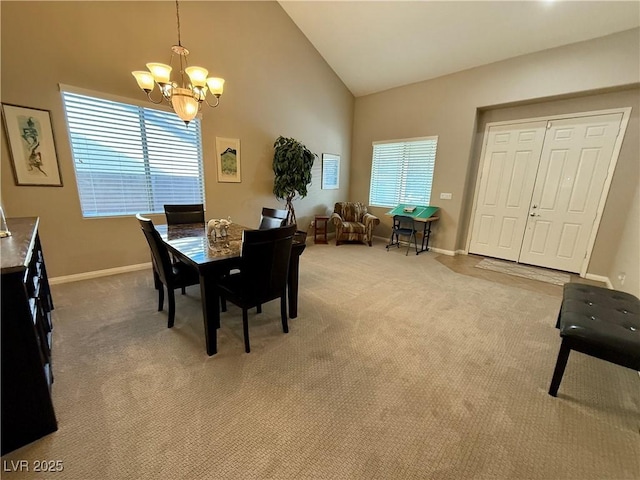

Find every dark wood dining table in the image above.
[156,223,306,356]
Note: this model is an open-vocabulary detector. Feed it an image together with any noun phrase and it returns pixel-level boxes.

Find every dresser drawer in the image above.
[1,217,57,455]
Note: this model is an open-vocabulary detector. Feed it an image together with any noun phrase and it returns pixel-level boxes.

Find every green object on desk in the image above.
[386,204,439,219]
[385,204,439,254]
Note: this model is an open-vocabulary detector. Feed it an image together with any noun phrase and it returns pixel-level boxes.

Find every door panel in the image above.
[569,149,598,211]
[469,121,546,260]
[498,217,517,248]
[539,150,566,209]
[519,113,622,272]
[557,223,581,258]
[529,221,551,254]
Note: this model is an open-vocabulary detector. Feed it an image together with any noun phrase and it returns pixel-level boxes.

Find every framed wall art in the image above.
[321,153,340,190]
[215,137,241,183]
[2,104,63,186]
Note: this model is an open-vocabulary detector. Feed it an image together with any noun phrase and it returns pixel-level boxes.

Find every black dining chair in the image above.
[164,204,205,225]
[259,207,288,229]
[214,224,297,353]
[387,215,419,256]
[136,214,200,328]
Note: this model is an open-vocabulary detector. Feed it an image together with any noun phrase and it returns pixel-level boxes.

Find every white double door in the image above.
[469,112,623,273]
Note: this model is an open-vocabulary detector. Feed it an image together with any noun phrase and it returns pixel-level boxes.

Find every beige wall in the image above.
[610,184,640,296]
[1,1,354,277]
[351,28,639,279]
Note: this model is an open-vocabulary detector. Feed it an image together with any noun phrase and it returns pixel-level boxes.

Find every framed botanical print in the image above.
[215,137,241,183]
[1,103,63,186]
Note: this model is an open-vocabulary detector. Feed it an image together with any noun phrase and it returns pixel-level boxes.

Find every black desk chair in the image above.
[387,215,419,256]
[214,224,297,353]
[164,204,205,225]
[259,207,288,229]
[136,214,200,328]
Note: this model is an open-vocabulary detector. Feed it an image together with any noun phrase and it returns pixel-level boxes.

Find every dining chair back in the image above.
[259,216,285,230]
[259,207,288,229]
[215,224,297,352]
[164,204,205,225]
[387,215,419,256]
[136,214,200,327]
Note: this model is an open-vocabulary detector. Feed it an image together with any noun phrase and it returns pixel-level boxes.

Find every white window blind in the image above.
[61,90,204,218]
[369,137,438,208]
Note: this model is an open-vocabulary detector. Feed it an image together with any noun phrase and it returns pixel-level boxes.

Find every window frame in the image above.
[59,84,205,219]
[369,135,438,208]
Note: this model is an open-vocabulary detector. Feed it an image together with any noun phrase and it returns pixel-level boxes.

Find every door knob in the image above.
[529,212,539,217]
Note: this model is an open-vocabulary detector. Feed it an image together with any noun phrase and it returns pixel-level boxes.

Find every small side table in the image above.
[314,215,329,244]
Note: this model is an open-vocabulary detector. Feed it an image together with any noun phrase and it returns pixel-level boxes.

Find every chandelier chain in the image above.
[175,0,182,47]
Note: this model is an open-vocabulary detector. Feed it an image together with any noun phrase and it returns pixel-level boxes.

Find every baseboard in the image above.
[372,234,388,243]
[50,262,152,285]
[372,234,457,256]
[584,273,613,289]
[430,247,457,256]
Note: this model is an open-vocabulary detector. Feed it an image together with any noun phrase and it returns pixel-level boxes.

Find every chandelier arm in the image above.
[203,95,221,108]
[146,90,166,105]
[179,49,188,91]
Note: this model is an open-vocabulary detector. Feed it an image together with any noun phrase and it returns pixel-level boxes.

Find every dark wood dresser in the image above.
[1,217,57,454]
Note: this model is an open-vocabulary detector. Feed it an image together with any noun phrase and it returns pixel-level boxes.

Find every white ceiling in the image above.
[279,1,640,97]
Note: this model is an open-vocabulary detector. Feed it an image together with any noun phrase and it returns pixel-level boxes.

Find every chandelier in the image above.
[131,0,225,125]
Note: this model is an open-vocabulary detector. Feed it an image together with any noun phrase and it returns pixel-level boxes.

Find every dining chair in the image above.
[387,215,419,255]
[259,207,288,229]
[136,214,200,328]
[214,224,297,352]
[164,204,205,225]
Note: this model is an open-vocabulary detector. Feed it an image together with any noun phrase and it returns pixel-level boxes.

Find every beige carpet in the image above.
[3,241,639,479]
[475,258,571,286]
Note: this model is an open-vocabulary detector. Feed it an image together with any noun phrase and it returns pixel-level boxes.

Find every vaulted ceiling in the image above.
[279,1,640,97]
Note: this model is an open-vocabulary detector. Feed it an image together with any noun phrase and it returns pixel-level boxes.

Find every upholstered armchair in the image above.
[330,202,380,246]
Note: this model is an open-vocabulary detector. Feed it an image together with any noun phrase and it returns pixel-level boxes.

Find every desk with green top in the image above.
[385,204,439,254]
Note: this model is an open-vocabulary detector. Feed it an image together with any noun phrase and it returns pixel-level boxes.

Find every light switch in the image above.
[440,193,452,200]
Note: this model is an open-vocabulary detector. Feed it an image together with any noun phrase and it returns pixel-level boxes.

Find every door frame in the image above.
[465,107,631,278]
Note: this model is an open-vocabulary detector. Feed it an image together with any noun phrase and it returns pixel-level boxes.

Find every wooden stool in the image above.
[314,215,329,244]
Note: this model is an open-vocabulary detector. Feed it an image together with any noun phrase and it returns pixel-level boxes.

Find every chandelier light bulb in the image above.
[171,88,199,124]
[132,71,155,92]
[185,66,209,88]
[206,77,225,97]
[146,63,172,84]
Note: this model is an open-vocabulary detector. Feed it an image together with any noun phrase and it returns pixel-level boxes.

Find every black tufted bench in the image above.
[548,283,640,397]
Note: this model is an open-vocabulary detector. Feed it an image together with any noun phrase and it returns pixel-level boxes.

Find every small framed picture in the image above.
[215,137,241,183]
[1,103,63,186]
[321,153,340,189]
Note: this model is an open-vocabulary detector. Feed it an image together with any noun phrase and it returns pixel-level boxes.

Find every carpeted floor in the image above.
[2,240,639,479]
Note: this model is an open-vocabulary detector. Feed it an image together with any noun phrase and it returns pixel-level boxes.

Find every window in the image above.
[61,88,204,218]
[369,136,438,208]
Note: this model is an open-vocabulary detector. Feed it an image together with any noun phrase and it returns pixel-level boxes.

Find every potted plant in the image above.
[272,136,317,225]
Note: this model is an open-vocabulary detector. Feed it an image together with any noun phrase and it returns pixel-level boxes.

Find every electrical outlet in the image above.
[440,192,452,200]
[618,272,626,285]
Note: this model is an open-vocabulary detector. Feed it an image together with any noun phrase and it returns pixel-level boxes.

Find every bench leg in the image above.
[549,339,571,397]
[554,307,562,329]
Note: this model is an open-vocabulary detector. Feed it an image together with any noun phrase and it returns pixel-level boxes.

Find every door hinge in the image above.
[546,121,552,129]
